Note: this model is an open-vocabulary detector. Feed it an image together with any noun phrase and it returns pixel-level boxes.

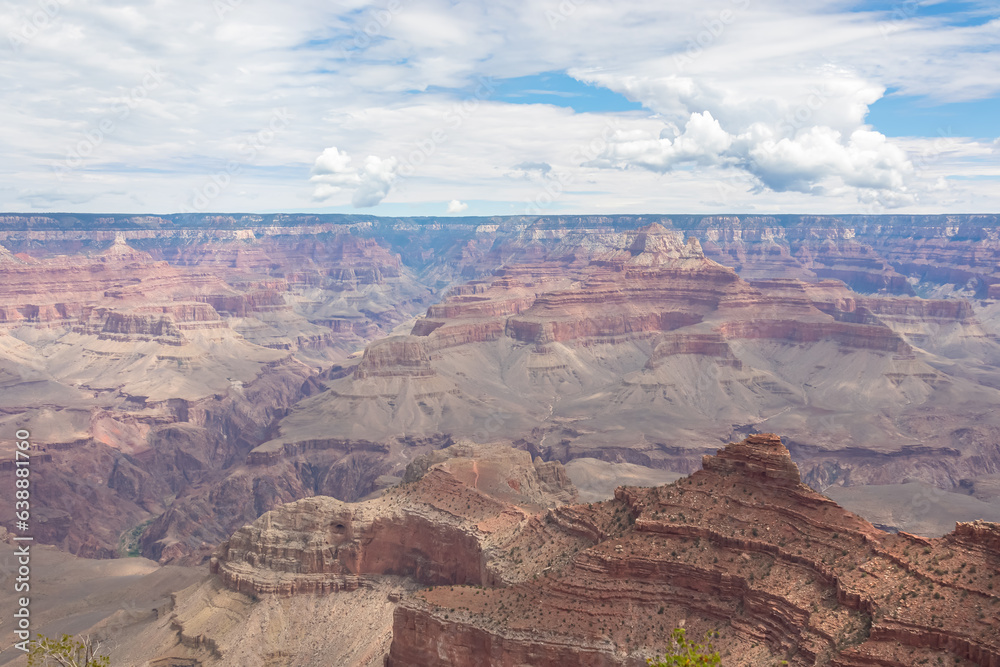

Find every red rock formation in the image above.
[408,226,925,356]
[0,230,438,560]
[4,213,1000,572]
[354,336,434,379]
[381,435,1000,666]
[210,444,576,596]
[251,221,999,509]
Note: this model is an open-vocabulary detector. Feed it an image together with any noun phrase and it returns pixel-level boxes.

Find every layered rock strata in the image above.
[210,443,578,598]
[382,435,1000,667]
[0,232,436,560]
[259,223,1000,496]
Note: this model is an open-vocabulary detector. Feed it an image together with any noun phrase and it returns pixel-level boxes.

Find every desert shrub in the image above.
[647,627,721,666]
[28,634,110,667]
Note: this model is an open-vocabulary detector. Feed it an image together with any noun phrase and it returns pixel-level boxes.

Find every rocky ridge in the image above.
[209,442,577,598]
[0,232,436,559]
[382,435,1000,666]
[190,436,1000,666]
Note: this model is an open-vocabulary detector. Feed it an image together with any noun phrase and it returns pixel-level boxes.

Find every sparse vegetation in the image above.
[28,634,109,667]
[118,519,152,557]
[647,628,721,666]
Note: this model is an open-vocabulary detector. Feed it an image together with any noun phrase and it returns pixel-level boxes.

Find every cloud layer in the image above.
[0,0,997,214]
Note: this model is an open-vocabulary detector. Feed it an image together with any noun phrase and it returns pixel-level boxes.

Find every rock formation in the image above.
[0,231,436,559]
[209,443,577,598]
[382,436,1000,667]
[164,436,1000,666]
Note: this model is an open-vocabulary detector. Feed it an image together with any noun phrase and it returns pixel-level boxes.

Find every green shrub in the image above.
[28,634,110,667]
[647,627,721,666]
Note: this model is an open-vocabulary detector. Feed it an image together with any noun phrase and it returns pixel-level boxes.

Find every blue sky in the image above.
[867,95,999,139]
[429,72,646,113]
[0,0,998,214]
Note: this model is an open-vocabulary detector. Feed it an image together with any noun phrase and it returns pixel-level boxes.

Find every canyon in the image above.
[2,214,1000,563]
[79,436,1000,666]
[2,213,1000,665]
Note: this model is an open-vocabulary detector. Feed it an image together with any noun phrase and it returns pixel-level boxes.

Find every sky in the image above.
[0,0,998,216]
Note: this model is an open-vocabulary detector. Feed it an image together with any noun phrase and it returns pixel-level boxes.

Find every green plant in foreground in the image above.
[28,634,110,667]
[647,627,722,667]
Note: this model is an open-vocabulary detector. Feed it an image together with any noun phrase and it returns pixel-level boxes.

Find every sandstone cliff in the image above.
[382,435,1000,667]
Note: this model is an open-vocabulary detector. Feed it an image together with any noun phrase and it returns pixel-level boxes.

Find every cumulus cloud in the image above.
[353,155,399,207]
[311,147,360,185]
[589,86,915,206]
[746,127,912,194]
[310,147,398,207]
[446,199,468,213]
[593,111,732,171]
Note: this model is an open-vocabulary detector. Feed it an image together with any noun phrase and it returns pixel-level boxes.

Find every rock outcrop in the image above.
[0,231,437,560]
[380,435,1000,666]
[210,443,577,598]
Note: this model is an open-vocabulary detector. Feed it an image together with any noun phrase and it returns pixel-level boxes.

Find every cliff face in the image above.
[260,223,1000,496]
[209,443,577,598]
[382,435,1000,667]
[2,213,998,298]
[0,232,437,561]
[194,436,1000,666]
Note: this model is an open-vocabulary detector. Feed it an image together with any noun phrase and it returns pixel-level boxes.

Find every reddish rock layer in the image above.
[0,231,437,561]
[210,444,577,597]
[407,226,930,356]
[383,435,1000,666]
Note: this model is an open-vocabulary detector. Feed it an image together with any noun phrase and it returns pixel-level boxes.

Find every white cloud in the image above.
[446,199,468,213]
[353,155,399,207]
[312,147,360,184]
[310,148,398,207]
[0,0,997,213]
[593,111,732,171]
[745,126,912,195]
[587,103,915,206]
